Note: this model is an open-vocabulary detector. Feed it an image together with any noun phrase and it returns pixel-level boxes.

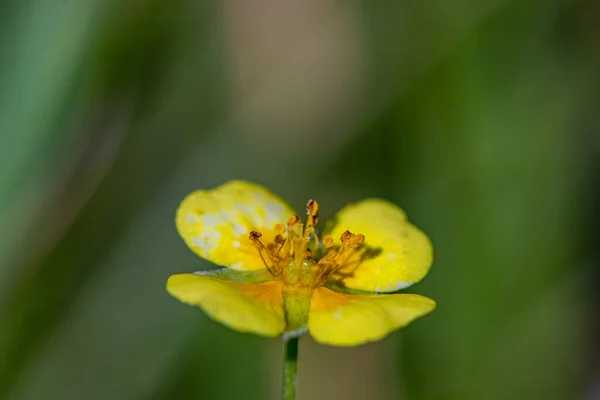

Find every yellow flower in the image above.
[167,180,435,346]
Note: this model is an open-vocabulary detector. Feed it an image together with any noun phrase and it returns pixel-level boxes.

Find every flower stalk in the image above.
[282,337,299,400]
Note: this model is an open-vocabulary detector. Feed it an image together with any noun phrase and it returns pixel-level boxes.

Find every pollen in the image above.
[247,199,366,290]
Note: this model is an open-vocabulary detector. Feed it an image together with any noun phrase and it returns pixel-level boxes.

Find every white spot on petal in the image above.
[230,262,244,269]
[232,224,247,236]
[220,211,234,220]
[186,214,198,223]
[192,231,221,252]
[202,214,221,227]
[375,281,412,293]
[235,203,254,213]
[264,202,285,224]
[204,230,221,241]
[393,281,412,290]
[252,192,267,201]
[233,240,241,248]
[334,311,342,319]
[191,237,205,252]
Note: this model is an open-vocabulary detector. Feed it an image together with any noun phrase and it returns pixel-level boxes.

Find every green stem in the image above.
[281,337,299,400]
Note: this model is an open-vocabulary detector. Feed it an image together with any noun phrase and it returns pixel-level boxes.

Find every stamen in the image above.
[348,233,365,248]
[317,235,337,266]
[249,231,263,242]
[312,230,366,287]
[274,234,286,255]
[274,234,285,245]
[306,199,318,215]
[244,200,367,288]
[288,215,300,226]
[249,230,277,276]
[303,226,320,255]
[306,199,319,228]
[286,216,298,255]
[304,199,323,255]
[340,230,353,244]
[312,254,335,288]
[274,224,286,238]
[294,233,307,283]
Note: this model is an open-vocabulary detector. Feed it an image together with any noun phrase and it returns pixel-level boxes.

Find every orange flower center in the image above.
[248,200,365,289]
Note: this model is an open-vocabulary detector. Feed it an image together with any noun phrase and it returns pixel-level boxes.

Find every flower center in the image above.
[248,199,365,289]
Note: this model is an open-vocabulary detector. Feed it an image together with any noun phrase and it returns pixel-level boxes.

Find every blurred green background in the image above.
[1,1,599,399]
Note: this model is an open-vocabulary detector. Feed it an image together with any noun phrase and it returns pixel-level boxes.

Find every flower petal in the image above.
[167,274,286,337]
[176,180,296,270]
[326,199,432,292]
[308,287,435,346]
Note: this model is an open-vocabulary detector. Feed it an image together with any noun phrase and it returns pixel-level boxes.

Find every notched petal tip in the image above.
[325,198,433,293]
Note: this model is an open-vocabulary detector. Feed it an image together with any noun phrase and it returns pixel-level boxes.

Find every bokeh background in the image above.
[1,1,600,399]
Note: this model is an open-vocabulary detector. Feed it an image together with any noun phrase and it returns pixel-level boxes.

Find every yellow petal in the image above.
[308,287,435,346]
[327,199,432,292]
[167,274,286,337]
[176,180,296,271]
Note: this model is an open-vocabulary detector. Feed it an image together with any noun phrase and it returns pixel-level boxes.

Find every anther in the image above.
[249,231,263,242]
[248,230,277,276]
[274,234,285,245]
[288,215,299,226]
[340,230,353,244]
[306,199,319,228]
[306,199,319,216]
[274,234,286,255]
[340,230,365,249]
[348,233,365,248]
[274,223,286,236]
[323,235,334,248]
[249,230,267,251]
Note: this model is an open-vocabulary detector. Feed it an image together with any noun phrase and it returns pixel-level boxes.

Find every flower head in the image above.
[167,180,435,346]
